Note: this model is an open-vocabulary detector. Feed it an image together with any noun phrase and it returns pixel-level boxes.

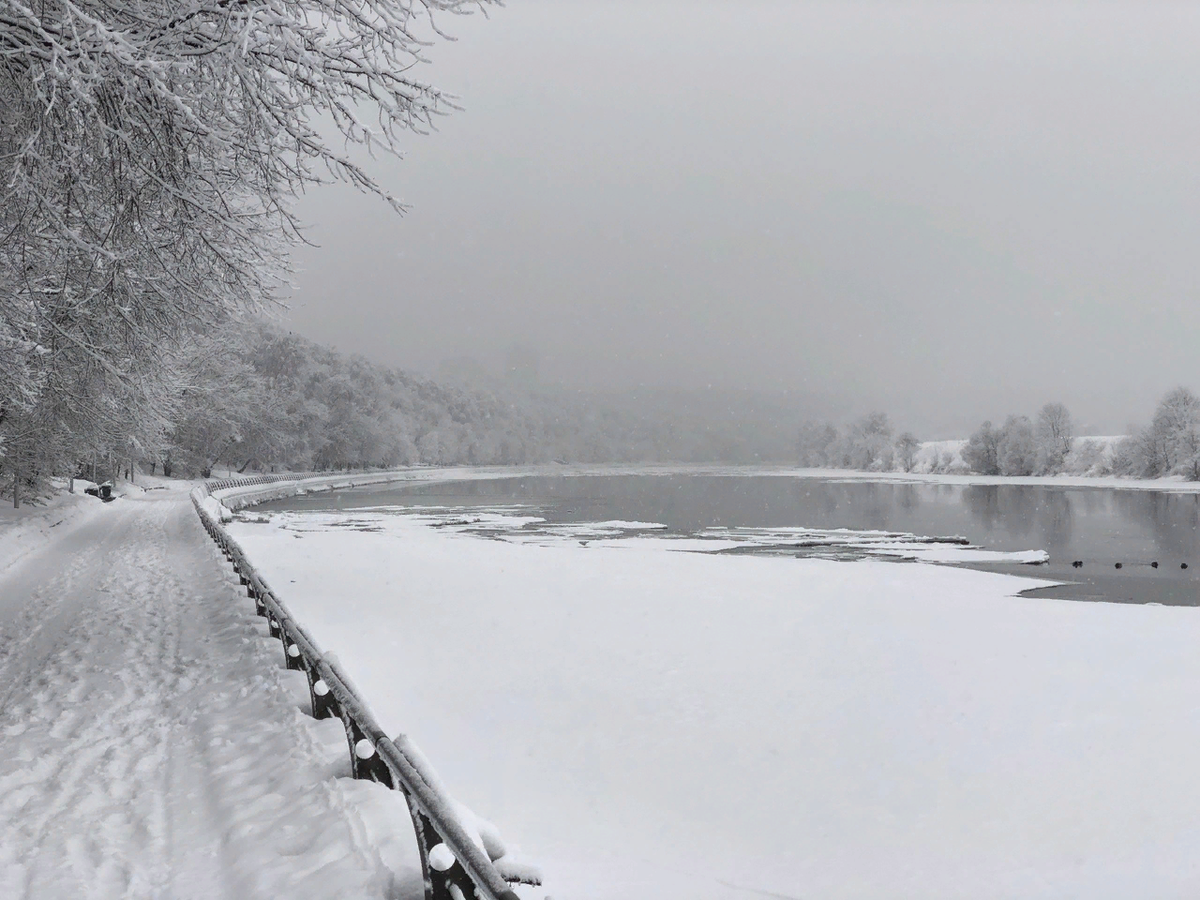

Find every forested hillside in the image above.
[162,324,811,477]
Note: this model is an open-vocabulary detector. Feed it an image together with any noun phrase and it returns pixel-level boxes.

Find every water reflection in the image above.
[1115,491,1200,561]
[1036,490,1074,553]
[960,485,1074,551]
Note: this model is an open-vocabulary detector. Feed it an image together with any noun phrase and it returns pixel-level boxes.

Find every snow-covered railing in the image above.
[191,476,537,900]
[205,469,425,511]
[204,473,313,492]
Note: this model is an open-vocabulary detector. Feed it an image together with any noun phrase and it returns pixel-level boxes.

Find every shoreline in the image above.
[394,462,1200,494]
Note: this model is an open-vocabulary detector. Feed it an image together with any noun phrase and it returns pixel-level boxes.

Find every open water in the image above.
[258,473,1200,605]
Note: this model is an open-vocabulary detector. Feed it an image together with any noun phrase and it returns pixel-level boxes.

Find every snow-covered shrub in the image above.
[796,421,841,467]
[945,454,971,474]
[894,432,921,472]
[1108,435,1142,477]
[1035,402,1074,474]
[846,413,894,470]
[911,440,966,475]
[1063,439,1106,476]
[963,422,1002,475]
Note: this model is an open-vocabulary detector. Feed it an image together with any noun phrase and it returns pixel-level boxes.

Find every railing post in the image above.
[309,672,336,720]
[284,640,304,671]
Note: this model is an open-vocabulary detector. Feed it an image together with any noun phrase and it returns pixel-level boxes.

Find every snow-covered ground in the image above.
[0,487,427,899]
[0,481,109,576]
[229,500,1200,899]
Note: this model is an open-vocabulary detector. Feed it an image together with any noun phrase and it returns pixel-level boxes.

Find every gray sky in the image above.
[286,0,1200,437]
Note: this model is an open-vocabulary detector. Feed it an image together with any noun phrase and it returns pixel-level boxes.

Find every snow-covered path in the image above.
[0,490,417,900]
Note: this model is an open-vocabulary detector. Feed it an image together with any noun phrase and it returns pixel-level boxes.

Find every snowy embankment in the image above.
[0,482,108,577]
[229,502,1200,900]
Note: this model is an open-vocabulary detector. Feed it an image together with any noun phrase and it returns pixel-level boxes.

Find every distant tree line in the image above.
[1108,387,1200,480]
[153,325,813,479]
[796,413,922,473]
[963,391,1200,479]
[961,403,1075,476]
[800,388,1200,482]
[0,315,822,501]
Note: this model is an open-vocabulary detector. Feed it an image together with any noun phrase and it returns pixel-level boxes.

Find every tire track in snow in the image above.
[0,493,414,899]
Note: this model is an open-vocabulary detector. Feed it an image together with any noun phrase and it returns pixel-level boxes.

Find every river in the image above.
[258,472,1200,605]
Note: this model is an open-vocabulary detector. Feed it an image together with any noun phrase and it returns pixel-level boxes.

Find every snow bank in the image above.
[0,484,107,576]
[199,494,232,523]
[228,505,1200,899]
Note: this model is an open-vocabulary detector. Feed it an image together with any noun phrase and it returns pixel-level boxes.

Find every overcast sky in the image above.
[286,0,1200,437]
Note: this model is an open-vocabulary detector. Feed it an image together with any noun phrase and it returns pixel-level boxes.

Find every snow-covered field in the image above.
[229,500,1200,899]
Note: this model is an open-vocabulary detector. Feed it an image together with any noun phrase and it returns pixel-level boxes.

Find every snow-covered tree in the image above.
[997,415,1036,476]
[847,412,893,471]
[894,432,920,473]
[1152,387,1200,479]
[797,421,840,467]
[963,421,1002,475]
[1035,402,1074,474]
[0,0,495,499]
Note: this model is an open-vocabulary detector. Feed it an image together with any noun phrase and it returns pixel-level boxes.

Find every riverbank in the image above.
[229,496,1200,900]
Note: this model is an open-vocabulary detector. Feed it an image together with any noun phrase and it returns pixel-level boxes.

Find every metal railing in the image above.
[192,476,538,900]
[204,473,312,492]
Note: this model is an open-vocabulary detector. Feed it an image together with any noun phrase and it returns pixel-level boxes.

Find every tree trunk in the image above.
[13,471,19,509]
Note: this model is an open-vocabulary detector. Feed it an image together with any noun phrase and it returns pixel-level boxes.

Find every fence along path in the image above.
[195,473,540,900]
